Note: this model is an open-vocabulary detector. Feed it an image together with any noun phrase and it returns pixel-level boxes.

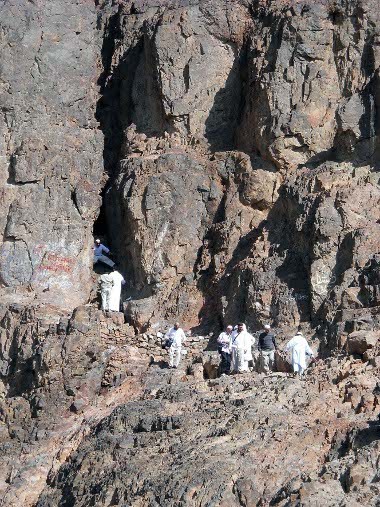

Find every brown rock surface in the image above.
[0,0,380,505]
[0,0,103,310]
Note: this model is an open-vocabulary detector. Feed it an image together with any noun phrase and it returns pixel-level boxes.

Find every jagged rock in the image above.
[0,0,103,311]
[346,331,378,355]
[1,0,380,505]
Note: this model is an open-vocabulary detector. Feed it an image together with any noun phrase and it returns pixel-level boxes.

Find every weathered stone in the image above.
[346,331,378,355]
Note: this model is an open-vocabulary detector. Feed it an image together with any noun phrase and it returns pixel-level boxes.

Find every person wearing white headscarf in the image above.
[230,323,254,373]
[285,330,314,376]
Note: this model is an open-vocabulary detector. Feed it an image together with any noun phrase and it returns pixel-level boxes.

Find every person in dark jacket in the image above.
[258,324,277,373]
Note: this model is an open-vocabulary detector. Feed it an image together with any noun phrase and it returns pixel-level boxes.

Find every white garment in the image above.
[101,288,112,311]
[244,333,255,361]
[169,346,181,368]
[165,327,186,348]
[99,273,114,311]
[217,331,232,354]
[108,270,125,312]
[231,348,247,373]
[285,333,313,373]
[230,330,252,372]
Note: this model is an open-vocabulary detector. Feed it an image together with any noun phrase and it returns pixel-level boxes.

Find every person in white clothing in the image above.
[99,270,114,313]
[244,329,255,369]
[108,268,125,312]
[217,325,233,374]
[165,322,186,368]
[230,323,253,373]
[285,329,314,377]
[93,239,115,268]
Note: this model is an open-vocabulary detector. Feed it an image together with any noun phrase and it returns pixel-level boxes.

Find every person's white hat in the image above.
[264,324,271,330]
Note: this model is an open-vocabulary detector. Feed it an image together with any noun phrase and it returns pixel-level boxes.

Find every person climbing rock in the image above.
[258,324,277,373]
[165,322,186,369]
[108,266,125,312]
[99,269,114,314]
[230,323,254,374]
[285,328,314,378]
[93,239,115,268]
[217,325,233,374]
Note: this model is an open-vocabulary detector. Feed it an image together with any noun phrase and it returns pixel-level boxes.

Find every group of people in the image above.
[217,323,314,377]
[94,239,125,313]
[94,238,315,376]
[162,321,314,377]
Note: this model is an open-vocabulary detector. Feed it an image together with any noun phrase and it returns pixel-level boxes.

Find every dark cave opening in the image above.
[93,187,109,241]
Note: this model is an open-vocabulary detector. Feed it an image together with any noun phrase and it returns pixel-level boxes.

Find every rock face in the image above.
[36,352,380,507]
[0,302,379,507]
[0,0,103,310]
[1,0,380,506]
[96,0,380,344]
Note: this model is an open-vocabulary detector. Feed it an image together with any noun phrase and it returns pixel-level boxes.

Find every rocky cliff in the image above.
[0,0,380,505]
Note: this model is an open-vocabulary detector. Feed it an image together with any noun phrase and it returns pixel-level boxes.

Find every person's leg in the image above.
[101,289,106,310]
[220,352,228,374]
[231,349,238,373]
[225,352,231,373]
[98,254,115,268]
[169,347,175,367]
[101,289,110,311]
[268,350,275,372]
[237,348,246,373]
[174,347,181,368]
[262,351,270,373]
[105,289,111,311]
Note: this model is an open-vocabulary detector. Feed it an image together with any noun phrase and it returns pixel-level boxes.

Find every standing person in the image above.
[165,322,186,369]
[258,324,277,373]
[108,267,125,312]
[93,239,115,268]
[285,329,314,377]
[99,270,114,314]
[217,325,233,374]
[230,323,252,374]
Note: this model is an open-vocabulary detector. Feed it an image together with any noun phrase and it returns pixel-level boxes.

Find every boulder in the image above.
[346,331,378,355]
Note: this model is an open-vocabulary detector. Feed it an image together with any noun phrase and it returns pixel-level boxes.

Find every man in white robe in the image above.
[165,322,186,368]
[108,268,125,312]
[230,323,254,373]
[285,330,314,377]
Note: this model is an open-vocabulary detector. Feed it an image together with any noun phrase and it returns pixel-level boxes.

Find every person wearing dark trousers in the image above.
[217,325,233,374]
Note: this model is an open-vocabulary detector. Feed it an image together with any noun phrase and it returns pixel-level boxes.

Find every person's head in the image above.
[264,324,271,333]
[237,322,244,332]
[174,322,180,330]
[226,325,233,333]
[95,238,101,245]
